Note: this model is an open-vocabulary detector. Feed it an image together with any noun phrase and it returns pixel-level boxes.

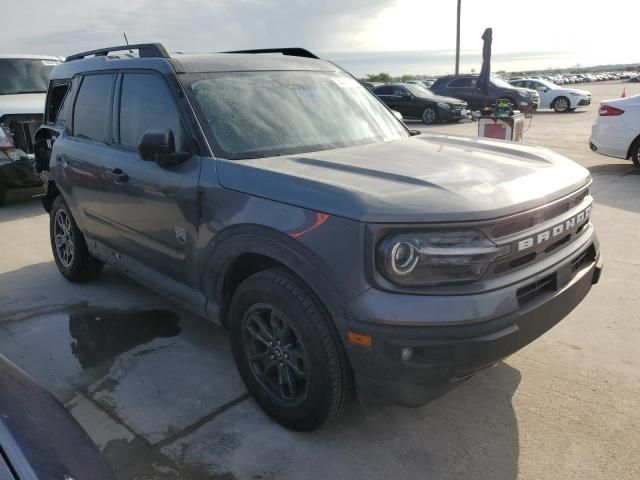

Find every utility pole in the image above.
[455,0,461,74]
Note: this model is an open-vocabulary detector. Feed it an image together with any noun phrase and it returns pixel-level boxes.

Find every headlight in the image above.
[377,230,511,286]
[519,91,530,98]
[437,102,451,110]
[569,91,584,96]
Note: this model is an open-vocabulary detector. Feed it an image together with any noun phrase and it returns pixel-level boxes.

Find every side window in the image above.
[392,86,408,96]
[119,73,183,150]
[46,82,71,124]
[448,77,471,88]
[374,86,393,95]
[73,74,115,143]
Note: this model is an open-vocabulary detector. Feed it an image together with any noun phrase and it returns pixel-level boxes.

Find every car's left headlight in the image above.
[437,102,451,110]
[570,91,585,96]
[376,230,511,286]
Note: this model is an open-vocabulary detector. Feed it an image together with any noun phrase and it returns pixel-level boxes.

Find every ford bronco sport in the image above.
[35,44,602,431]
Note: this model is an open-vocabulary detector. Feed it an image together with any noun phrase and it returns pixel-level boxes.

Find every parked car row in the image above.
[510,71,636,85]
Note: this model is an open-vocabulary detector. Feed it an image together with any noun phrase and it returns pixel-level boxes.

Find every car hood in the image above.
[216,134,591,223]
[0,93,45,116]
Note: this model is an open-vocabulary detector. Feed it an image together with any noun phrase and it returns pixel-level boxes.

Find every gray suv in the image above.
[35,44,602,431]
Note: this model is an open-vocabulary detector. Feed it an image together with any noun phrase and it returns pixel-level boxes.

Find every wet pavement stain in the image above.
[68,307,182,370]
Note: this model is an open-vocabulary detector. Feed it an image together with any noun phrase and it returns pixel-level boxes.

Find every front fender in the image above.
[201,225,354,337]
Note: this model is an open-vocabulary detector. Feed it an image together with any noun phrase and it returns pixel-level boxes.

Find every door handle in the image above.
[104,168,129,183]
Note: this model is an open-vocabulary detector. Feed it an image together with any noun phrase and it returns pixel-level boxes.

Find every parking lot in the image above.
[1,80,639,480]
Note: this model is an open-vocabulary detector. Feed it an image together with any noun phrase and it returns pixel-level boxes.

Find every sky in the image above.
[2,0,638,76]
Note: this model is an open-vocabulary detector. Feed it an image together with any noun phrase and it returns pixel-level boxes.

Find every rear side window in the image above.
[118,73,183,149]
[73,74,115,142]
[46,82,71,124]
[374,86,393,95]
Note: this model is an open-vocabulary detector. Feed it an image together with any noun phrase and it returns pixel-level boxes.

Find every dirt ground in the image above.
[1,80,639,480]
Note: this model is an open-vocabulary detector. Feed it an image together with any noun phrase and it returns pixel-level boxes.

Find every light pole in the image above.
[455,0,461,74]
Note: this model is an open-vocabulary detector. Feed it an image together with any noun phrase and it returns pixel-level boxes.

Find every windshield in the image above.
[490,76,514,89]
[185,71,408,159]
[0,59,59,95]
[404,84,435,97]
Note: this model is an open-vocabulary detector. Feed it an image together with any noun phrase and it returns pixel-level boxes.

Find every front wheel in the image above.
[553,96,570,113]
[50,196,103,282]
[422,107,438,125]
[229,269,353,431]
[630,139,640,167]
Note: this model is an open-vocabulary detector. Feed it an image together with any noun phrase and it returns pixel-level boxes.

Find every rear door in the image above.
[96,71,201,286]
[55,72,117,234]
[391,86,418,117]
[445,77,479,106]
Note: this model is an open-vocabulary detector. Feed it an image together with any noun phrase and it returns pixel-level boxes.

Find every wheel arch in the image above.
[202,225,351,334]
[41,181,61,213]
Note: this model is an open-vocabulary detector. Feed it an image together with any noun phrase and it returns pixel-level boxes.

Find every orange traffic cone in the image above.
[621,88,626,98]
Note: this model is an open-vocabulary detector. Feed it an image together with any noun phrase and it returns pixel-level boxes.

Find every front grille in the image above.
[0,114,42,154]
[517,273,556,306]
[491,188,588,239]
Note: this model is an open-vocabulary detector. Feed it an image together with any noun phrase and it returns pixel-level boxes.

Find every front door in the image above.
[94,72,201,287]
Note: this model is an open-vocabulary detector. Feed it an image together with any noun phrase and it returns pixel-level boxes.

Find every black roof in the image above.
[51,43,336,80]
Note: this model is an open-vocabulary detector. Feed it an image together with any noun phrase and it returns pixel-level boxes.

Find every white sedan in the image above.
[590,95,640,167]
[509,78,592,112]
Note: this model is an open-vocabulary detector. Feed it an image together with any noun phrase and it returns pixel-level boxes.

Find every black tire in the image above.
[0,184,6,207]
[229,268,353,431]
[50,195,103,282]
[552,96,570,113]
[630,137,640,168]
[421,107,438,125]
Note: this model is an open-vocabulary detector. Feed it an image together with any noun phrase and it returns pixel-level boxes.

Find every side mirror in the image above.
[540,87,548,92]
[391,110,403,121]
[138,130,191,166]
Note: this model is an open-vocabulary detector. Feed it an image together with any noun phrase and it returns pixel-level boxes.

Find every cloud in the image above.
[2,0,398,56]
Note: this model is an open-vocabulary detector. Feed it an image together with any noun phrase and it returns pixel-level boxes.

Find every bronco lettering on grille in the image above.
[517,206,591,252]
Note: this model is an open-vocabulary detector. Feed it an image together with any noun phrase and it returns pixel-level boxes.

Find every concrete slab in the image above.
[66,393,136,450]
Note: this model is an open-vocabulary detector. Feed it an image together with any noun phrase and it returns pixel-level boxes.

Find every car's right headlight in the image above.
[437,102,451,110]
[376,230,511,286]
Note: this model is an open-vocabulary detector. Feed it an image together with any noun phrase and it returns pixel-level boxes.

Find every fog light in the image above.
[401,347,413,361]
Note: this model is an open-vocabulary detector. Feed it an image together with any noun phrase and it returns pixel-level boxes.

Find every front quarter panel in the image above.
[197,158,369,330]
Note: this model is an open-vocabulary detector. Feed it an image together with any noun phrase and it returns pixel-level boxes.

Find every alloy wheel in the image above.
[242,304,310,406]
[54,209,74,267]
[422,108,437,124]
[555,98,569,112]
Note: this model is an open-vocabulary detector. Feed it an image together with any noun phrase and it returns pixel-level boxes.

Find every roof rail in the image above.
[222,48,319,59]
[65,43,170,63]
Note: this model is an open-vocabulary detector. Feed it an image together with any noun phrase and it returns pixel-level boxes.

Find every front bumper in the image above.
[440,106,471,121]
[346,236,602,406]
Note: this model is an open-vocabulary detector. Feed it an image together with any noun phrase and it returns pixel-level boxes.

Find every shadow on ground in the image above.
[589,163,640,213]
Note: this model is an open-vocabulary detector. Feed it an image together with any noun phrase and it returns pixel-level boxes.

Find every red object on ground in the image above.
[484,123,508,140]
